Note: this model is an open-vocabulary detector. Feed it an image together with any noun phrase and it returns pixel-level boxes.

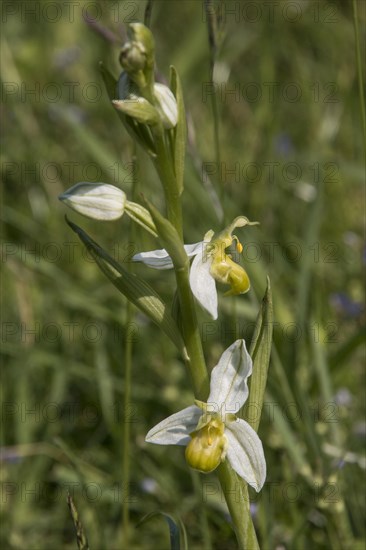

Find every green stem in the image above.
[218,463,260,550]
[151,125,207,399]
[175,264,209,400]
[152,129,183,238]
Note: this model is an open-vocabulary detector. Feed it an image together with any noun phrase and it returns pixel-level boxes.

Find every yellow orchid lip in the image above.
[207,216,257,296]
[185,418,227,473]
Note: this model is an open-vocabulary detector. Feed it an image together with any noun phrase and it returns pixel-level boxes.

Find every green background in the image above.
[1,1,365,548]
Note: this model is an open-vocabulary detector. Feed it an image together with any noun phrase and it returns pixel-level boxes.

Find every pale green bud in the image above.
[128,23,155,72]
[119,41,146,73]
[59,183,126,221]
[119,23,155,95]
[154,83,178,129]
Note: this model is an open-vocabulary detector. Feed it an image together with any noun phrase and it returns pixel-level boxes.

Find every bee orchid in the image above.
[145,339,266,492]
[132,216,258,319]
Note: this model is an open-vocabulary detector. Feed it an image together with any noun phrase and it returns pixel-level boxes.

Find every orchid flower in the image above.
[145,339,266,491]
[132,216,258,319]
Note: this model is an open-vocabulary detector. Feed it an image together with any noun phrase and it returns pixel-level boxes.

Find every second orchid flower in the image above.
[132,216,258,319]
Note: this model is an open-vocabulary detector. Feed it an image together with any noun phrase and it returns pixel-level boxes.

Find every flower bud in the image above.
[59,183,126,221]
[185,419,227,473]
[153,83,178,129]
[119,24,155,95]
[119,41,146,73]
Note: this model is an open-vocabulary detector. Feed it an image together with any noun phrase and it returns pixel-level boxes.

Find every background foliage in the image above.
[1,1,365,548]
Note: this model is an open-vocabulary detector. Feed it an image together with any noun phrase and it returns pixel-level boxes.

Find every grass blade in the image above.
[66,217,187,358]
[244,277,273,432]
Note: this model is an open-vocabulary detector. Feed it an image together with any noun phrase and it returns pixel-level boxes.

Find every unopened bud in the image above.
[59,183,126,221]
[128,23,155,70]
[119,41,146,73]
[119,24,155,94]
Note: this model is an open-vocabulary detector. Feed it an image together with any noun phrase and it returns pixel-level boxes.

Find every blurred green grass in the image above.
[1,1,365,548]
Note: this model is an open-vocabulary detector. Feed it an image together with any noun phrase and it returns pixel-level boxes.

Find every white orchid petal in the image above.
[189,249,218,319]
[207,340,252,412]
[132,241,201,270]
[145,405,201,445]
[132,248,174,270]
[184,242,204,257]
[225,419,266,492]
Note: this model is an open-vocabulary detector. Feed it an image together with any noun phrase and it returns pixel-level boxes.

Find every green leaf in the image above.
[66,218,187,358]
[98,61,117,100]
[137,511,187,550]
[170,66,186,195]
[244,277,273,432]
[124,115,157,157]
[142,196,187,270]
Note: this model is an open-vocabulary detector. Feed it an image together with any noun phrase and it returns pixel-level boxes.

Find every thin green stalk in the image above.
[122,149,138,543]
[144,0,153,27]
[192,471,212,550]
[205,0,225,211]
[352,0,366,155]
[122,300,133,543]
